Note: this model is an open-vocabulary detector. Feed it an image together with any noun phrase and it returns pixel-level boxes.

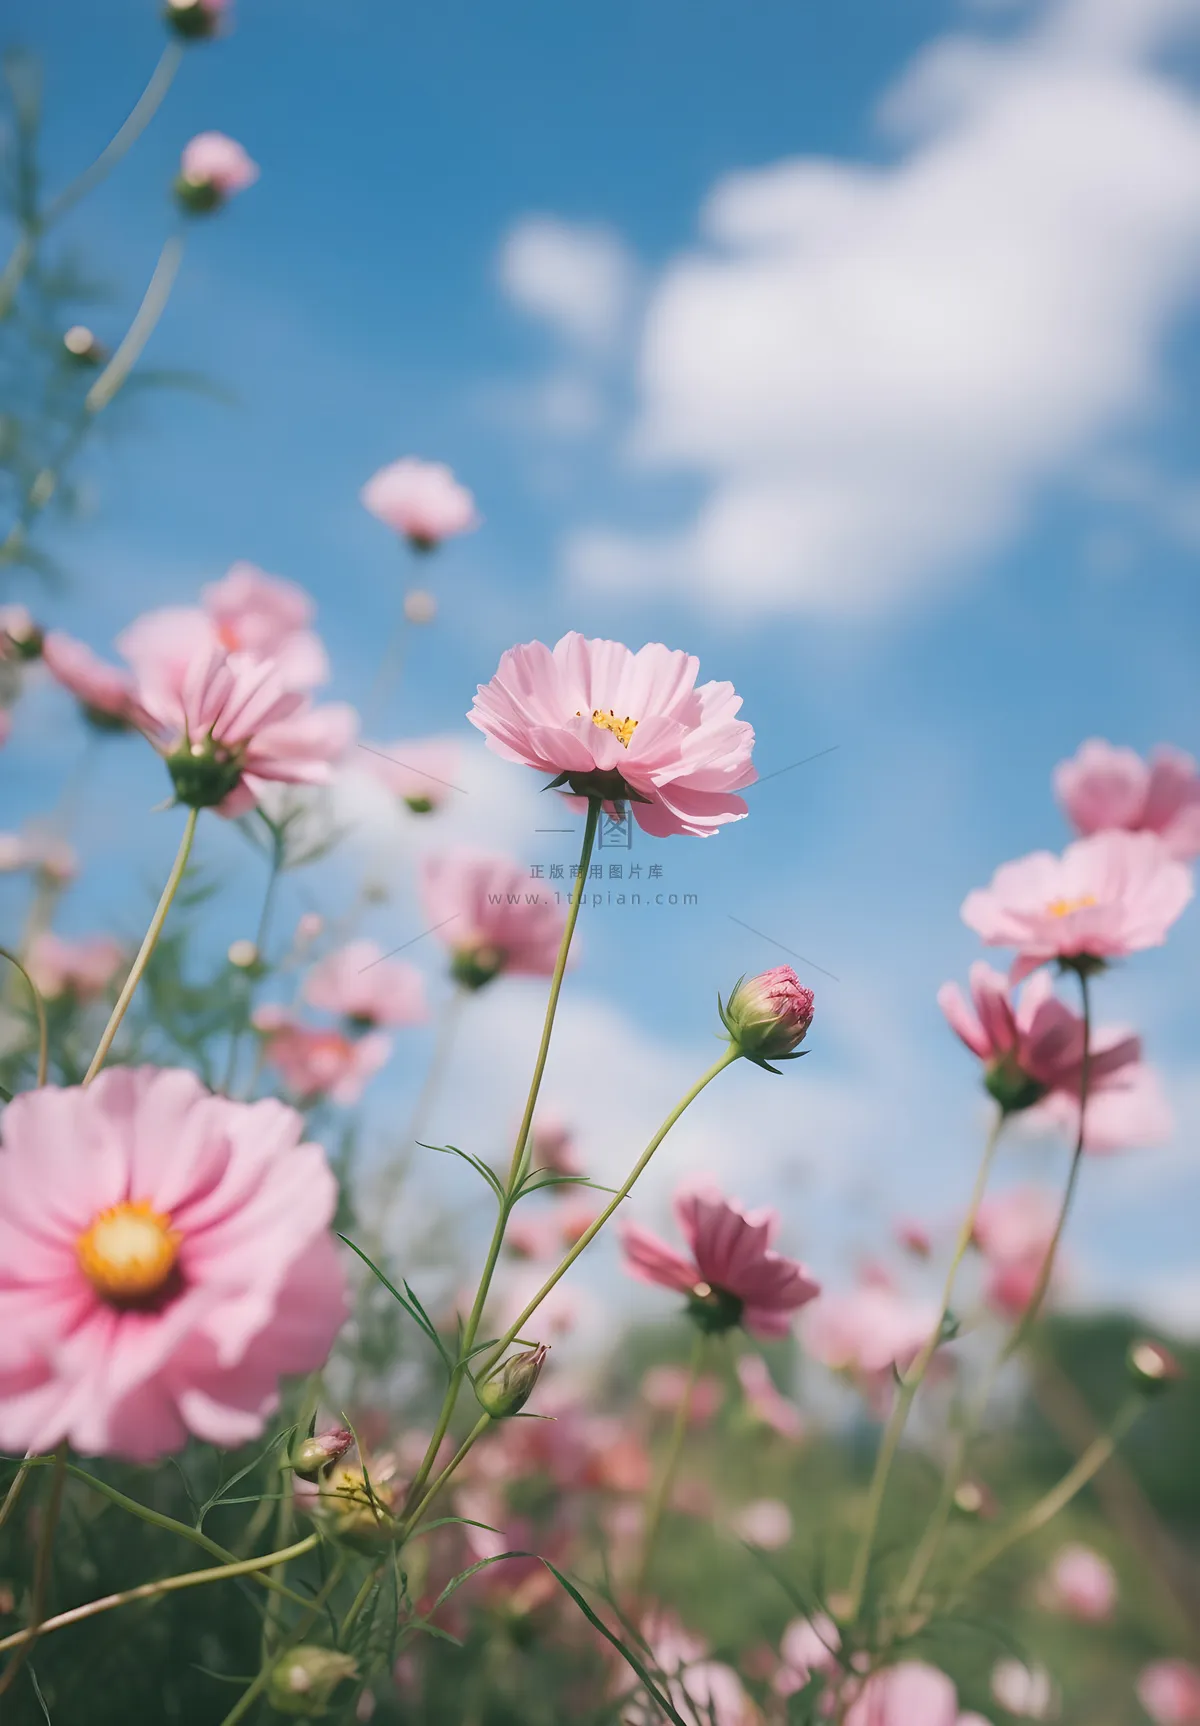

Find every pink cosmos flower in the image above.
[1038,1543,1117,1621]
[0,1067,346,1459]
[723,965,815,1064]
[468,632,756,839]
[843,1662,961,1726]
[530,1111,582,1178]
[419,850,569,988]
[619,1180,820,1338]
[360,457,480,549]
[253,1007,391,1105]
[773,1614,841,1699]
[302,940,427,1028]
[736,1352,805,1439]
[179,131,259,198]
[626,1613,753,1726]
[25,932,125,1002]
[641,1364,724,1425]
[990,1660,1058,1720]
[939,962,1171,1151]
[801,1283,941,1411]
[1055,740,1200,863]
[1138,1660,1200,1725]
[960,832,1192,983]
[42,631,142,729]
[202,563,329,690]
[360,737,461,812]
[972,1186,1061,1321]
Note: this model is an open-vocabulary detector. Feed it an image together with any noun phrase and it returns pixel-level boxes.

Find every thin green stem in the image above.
[339,1561,384,1644]
[221,818,286,1095]
[401,800,601,1514]
[83,805,198,1084]
[0,1534,318,1658]
[85,232,184,414]
[262,1375,320,1658]
[0,1462,31,1536]
[219,1557,346,1726]
[0,946,48,1084]
[0,1445,66,1699]
[635,1331,706,1600]
[400,1414,492,1540]
[43,43,184,228]
[844,1104,1007,1623]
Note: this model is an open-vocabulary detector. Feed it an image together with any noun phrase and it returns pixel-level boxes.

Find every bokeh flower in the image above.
[1038,1543,1117,1621]
[360,736,461,812]
[201,563,329,690]
[420,850,569,989]
[0,1067,346,1459]
[971,1186,1062,1320]
[773,1614,841,1699]
[843,1661,961,1726]
[253,1007,392,1104]
[1056,740,1200,862]
[176,131,259,211]
[25,932,124,1002]
[360,457,479,549]
[801,1281,941,1410]
[42,630,143,731]
[468,632,756,837]
[735,1352,805,1439]
[1138,1660,1200,1725]
[990,1659,1058,1719]
[303,940,426,1028]
[641,1364,724,1425]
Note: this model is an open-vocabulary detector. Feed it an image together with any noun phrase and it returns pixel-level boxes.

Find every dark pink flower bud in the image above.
[721,966,814,1069]
[1128,1338,1183,1394]
[289,1425,354,1481]
[476,1342,548,1417]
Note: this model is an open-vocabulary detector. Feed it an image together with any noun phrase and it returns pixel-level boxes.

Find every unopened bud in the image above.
[62,325,106,366]
[720,966,814,1069]
[266,1646,358,1717]
[1128,1338,1182,1395]
[289,1426,354,1482]
[451,941,505,992]
[403,588,437,625]
[476,1343,548,1418]
[227,938,260,971]
[164,0,224,41]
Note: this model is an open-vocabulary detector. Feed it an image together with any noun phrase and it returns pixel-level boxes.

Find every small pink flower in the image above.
[629,1613,753,1726]
[0,1067,346,1459]
[419,850,570,989]
[972,1186,1061,1320]
[530,1111,582,1178]
[0,828,77,882]
[843,1663,961,1726]
[302,940,426,1028]
[25,932,124,1002]
[641,1364,724,1425]
[773,1615,841,1698]
[1039,1543,1117,1621]
[735,1353,805,1439]
[202,563,329,690]
[360,737,461,811]
[730,1497,792,1549]
[254,1008,391,1104]
[42,630,142,729]
[801,1283,941,1409]
[1138,1660,1200,1724]
[468,632,756,839]
[179,131,259,198]
[619,1180,819,1338]
[1056,740,1200,863]
[360,458,480,549]
[503,1214,563,1262]
[990,1659,1058,1720]
[960,832,1192,983]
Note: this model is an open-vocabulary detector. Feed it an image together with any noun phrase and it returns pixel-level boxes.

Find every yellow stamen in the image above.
[581,707,639,748]
[77,1199,180,1304]
[1045,894,1097,918]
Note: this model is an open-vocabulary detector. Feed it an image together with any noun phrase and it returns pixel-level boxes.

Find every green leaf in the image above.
[540,1561,690,1726]
[421,1141,506,1205]
[337,1234,452,1371]
[196,1426,295,1531]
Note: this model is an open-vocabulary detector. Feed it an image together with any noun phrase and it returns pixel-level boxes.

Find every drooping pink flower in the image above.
[1056,740,1200,863]
[735,1352,805,1439]
[773,1614,841,1699]
[990,1659,1058,1719]
[179,131,259,199]
[960,832,1192,983]
[641,1364,724,1425]
[939,963,1171,1151]
[25,932,125,1002]
[360,737,461,812]
[801,1283,941,1410]
[302,940,426,1029]
[843,1663,961,1726]
[1138,1660,1200,1725]
[202,563,328,690]
[419,850,569,989]
[360,457,479,550]
[468,632,756,839]
[0,1067,346,1459]
[42,631,143,730]
[253,1007,391,1105]
[1039,1543,1117,1621]
[620,1180,819,1338]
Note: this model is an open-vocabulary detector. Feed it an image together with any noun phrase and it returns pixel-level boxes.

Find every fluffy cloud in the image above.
[566,0,1200,615]
[498,215,635,347]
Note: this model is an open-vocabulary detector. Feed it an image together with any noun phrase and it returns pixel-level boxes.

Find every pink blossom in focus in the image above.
[303,940,426,1028]
[202,563,329,690]
[360,458,479,548]
[736,1353,805,1439]
[1039,1543,1117,1621]
[419,850,570,986]
[360,737,461,811]
[773,1614,841,1698]
[960,832,1192,983]
[25,932,124,1002]
[468,632,756,839]
[0,1067,346,1459]
[1055,740,1200,863]
[180,131,259,197]
[620,1180,820,1338]
[801,1283,941,1411]
[844,1663,961,1726]
[253,1007,391,1104]
[1138,1660,1200,1724]
[990,1660,1058,1719]
[42,631,143,728]
[641,1364,724,1425]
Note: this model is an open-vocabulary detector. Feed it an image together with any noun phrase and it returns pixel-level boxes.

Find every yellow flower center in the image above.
[1045,893,1098,918]
[580,708,639,748]
[77,1199,180,1305]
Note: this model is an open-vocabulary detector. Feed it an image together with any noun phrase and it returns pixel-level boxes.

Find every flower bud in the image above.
[289,1426,354,1482]
[403,589,437,625]
[720,966,814,1069]
[266,1646,358,1717]
[0,604,43,662]
[166,736,244,809]
[227,938,261,971]
[952,1478,998,1519]
[62,324,107,367]
[163,0,225,41]
[476,1343,548,1418]
[1128,1338,1183,1395]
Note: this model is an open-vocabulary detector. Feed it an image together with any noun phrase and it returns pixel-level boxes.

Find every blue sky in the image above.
[3,0,1200,1343]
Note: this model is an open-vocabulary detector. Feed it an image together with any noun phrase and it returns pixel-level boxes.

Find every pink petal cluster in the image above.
[801,1282,941,1410]
[202,563,329,690]
[303,940,426,1028]
[773,1614,841,1698]
[736,1353,805,1439]
[939,962,1171,1151]
[25,932,125,1002]
[0,1067,346,1459]
[971,1186,1061,1320]
[360,737,461,811]
[1039,1543,1117,1621]
[468,632,756,838]
[180,131,259,197]
[1056,740,1200,863]
[42,631,142,728]
[626,1612,752,1726]
[530,1111,582,1178]
[961,832,1192,982]
[420,850,570,985]
[253,1007,391,1104]
[843,1662,966,1726]
[990,1659,1057,1719]
[1138,1660,1200,1725]
[641,1364,725,1425]
[620,1181,820,1338]
[360,458,480,548]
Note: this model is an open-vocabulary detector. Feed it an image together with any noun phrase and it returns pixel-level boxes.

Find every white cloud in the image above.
[498,215,636,347]
[566,0,1200,615]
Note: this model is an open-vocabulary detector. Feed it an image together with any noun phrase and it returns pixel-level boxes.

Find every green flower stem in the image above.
[401,799,601,1515]
[0,1445,67,1699]
[400,1413,492,1540]
[0,1533,318,1659]
[43,43,184,229]
[0,946,48,1085]
[635,1330,706,1600]
[844,1103,1007,1624]
[219,1556,347,1726]
[83,805,198,1085]
[221,815,287,1096]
